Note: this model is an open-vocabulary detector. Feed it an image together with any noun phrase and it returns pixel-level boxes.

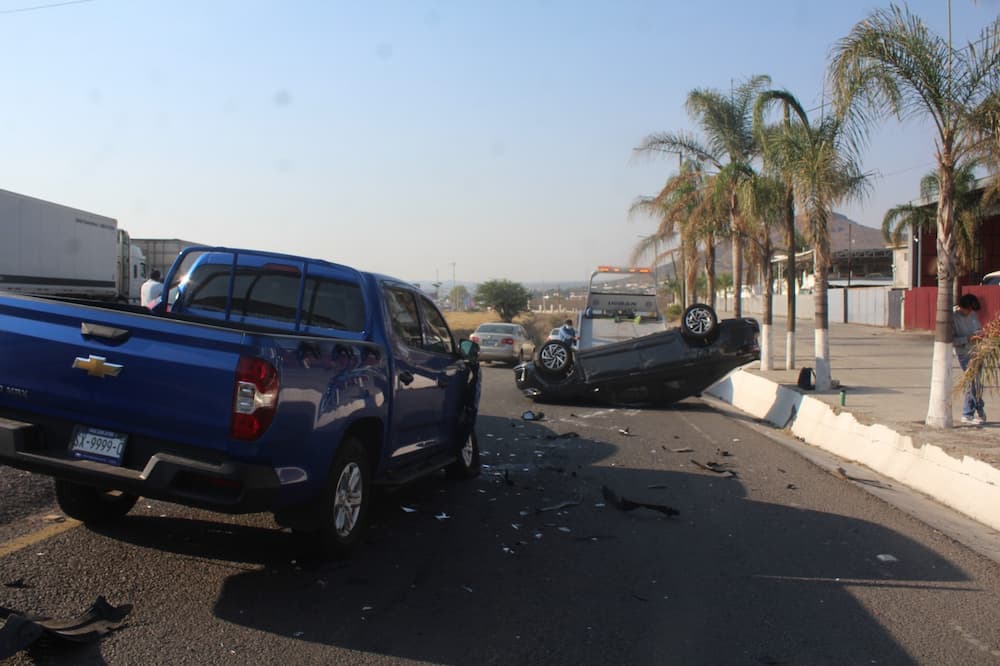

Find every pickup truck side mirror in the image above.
[459,339,480,362]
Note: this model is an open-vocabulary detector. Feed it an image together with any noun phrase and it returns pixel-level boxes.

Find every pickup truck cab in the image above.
[0,247,481,555]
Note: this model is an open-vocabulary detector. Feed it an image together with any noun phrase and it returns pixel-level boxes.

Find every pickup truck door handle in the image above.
[398,371,414,386]
[80,322,131,343]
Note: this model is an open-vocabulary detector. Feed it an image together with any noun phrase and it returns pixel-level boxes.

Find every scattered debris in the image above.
[521,410,546,421]
[876,554,899,563]
[434,512,451,521]
[690,460,737,478]
[400,505,417,513]
[537,500,580,513]
[671,447,694,453]
[0,596,132,660]
[42,514,65,523]
[716,449,732,457]
[462,585,474,593]
[786,483,798,490]
[545,432,579,440]
[293,631,305,638]
[601,485,679,517]
[618,427,633,436]
[833,467,850,481]
[557,527,572,533]
[3,580,29,590]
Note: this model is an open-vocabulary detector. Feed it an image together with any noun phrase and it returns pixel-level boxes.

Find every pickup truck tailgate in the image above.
[0,297,253,453]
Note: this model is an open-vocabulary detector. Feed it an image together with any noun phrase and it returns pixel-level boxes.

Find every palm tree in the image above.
[737,172,786,370]
[882,162,985,302]
[830,4,1000,427]
[636,75,771,318]
[752,90,871,390]
[755,98,801,370]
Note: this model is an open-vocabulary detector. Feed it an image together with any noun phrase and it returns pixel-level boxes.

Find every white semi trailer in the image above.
[0,188,146,302]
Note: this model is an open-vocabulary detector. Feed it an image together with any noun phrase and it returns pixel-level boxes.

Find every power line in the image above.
[0,0,95,15]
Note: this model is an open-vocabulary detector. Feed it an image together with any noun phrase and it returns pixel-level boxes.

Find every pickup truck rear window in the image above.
[183,265,365,332]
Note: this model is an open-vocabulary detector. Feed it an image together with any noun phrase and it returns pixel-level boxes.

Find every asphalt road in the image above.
[2,366,1000,664]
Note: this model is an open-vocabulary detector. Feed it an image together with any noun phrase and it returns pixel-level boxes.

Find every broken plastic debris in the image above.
[618,427,633,436]
[434,512,451,521]
[537,500,580,513]
[462,585,474,593]
[671,447,694,453]
[521,410,545,421]
[401,506,417,513]
[601,485,679,517]
[0,595,132,660]
[690,460,737,478]
[558,527,572,533]
[876,554,899,563]
[293,631,305,638]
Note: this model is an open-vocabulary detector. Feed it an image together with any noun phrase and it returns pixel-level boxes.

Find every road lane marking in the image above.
[0,519,80,559]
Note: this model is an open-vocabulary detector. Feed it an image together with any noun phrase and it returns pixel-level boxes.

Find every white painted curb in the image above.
[708,369,1000,533]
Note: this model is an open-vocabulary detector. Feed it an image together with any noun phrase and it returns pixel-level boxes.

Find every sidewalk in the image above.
[706,313,1000,533]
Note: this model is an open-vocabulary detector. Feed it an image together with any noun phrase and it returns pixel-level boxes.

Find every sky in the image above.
[0,0,996,287]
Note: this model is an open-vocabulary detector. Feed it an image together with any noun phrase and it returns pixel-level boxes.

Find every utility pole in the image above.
[450,262,457,311]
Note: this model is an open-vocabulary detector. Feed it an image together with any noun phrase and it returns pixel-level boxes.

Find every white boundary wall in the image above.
[709,371,1000,533]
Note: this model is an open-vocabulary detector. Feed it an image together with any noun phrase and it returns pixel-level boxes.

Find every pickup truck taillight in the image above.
[231,356,279,441]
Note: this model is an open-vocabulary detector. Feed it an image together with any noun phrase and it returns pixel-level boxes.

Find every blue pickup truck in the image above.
[0,247,481,555]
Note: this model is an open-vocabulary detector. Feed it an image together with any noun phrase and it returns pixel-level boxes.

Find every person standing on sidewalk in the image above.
[953,293,986,424]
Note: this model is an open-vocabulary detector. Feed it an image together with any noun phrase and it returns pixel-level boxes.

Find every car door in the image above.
[416,294,469,446]
[383,286,463,463]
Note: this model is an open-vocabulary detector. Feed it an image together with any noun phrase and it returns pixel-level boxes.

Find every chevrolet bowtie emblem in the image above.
[72,355,123,378]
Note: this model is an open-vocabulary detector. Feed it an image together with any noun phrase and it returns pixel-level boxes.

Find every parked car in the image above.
[470,322,534,364]
[547,327,561,340]
[515,304,759,405]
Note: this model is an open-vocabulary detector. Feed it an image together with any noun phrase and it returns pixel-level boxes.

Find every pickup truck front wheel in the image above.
[54,480,138,524]
[313,437,371,557]
[446,431,481,479]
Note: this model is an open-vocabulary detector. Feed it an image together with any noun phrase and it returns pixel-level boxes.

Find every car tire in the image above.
[535,339,573,378]
[681,303,718,342]
[54,479,138,524]
[310,437,372,558]
[446,430,481,480]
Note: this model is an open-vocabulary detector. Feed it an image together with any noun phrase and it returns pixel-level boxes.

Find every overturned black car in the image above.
[514,304,760,405]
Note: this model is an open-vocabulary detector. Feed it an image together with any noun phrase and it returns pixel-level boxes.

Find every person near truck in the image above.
[140,270,163,308]
[953,293,986,425]
[558,319,577,345]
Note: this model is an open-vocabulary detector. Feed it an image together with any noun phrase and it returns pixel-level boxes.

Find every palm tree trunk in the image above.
[926,165,958,427]
[731,193,743,318]
[760,239,774,371]
[813,254,832,391]
[784,183,796,369]
[706,237,717,309]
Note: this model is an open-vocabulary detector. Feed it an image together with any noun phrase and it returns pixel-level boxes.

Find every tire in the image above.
[681,303,718,342]
[55,479,138,524]
[313,437,372,557]
[535,339,573,378]
[446,430,481,480]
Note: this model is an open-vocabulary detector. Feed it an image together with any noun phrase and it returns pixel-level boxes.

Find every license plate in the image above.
[70,426,127,466]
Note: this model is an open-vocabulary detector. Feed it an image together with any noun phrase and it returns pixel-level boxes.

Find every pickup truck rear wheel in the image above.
[54,480,138,524]
[446,431,481,479]
[314,437,371,557]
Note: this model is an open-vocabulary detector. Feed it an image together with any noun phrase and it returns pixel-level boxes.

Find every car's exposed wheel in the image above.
[446,430,481,479]
[55,479,138,524]
[310,437,371,557]
[535,339,572,378]
[681,303,718,342]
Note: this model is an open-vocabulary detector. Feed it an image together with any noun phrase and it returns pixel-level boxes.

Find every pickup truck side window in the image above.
[384,288,423,348]
[304,277,365,332]
[418,296,454,355]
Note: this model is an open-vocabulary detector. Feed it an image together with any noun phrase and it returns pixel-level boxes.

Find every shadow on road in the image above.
[173,412,966,664]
